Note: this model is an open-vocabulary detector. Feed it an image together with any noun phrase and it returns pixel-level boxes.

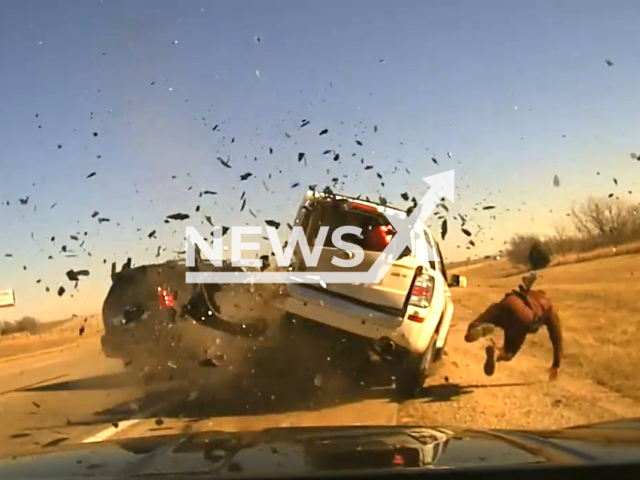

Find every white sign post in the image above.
[0,289,16,308]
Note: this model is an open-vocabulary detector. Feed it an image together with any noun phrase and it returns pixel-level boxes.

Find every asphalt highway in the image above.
[0,336,399,459]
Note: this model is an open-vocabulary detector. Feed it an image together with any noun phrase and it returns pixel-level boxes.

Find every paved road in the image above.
[0,336,400,459]
[0,338,150,457]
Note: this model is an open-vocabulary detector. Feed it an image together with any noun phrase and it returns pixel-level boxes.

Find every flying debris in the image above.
[66,269,90,282]
[265,220,281,229]
[166,213,190,221]
[217,156,231,168]
[440,218,448,241]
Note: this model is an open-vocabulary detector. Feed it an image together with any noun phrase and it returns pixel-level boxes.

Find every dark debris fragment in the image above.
[166,213,190,221]
[217,156,231,168]
[265,220,281,229]
[440,218,448,240]
[66,269,90,281]
[198,358,219,368]
[259,255,270,272]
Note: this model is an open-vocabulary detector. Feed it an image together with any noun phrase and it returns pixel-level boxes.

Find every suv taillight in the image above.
[157,287,175,309]
[408,274,435,308]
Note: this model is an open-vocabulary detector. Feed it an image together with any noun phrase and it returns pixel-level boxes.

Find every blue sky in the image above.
[1,0,639,321]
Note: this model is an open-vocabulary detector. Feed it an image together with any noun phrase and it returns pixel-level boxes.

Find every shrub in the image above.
[0,316,40,336]
[15,316,40,334]
[0,321,18,336]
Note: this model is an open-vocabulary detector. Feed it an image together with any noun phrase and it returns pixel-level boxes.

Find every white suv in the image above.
[282,190,454,398]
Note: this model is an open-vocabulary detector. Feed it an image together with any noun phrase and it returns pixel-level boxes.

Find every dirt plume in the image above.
[136,283,367,413]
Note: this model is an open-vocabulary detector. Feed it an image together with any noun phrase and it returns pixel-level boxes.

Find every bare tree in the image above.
[553,221,570,241]
[570,197,633,239]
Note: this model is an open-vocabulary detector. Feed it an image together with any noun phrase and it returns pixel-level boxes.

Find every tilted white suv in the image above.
[282,190,454,398]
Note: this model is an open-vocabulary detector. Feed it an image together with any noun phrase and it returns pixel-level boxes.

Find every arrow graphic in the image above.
[186,170,455,284]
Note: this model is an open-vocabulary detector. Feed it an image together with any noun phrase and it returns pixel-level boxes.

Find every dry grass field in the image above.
[451,250,640,401]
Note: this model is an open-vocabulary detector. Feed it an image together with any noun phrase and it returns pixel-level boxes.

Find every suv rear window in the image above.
[303,198,396,253]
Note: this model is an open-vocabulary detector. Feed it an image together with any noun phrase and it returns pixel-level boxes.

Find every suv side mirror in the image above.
[449,274,467,288]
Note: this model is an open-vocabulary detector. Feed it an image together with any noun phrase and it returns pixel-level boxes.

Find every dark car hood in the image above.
[2,418,640,478]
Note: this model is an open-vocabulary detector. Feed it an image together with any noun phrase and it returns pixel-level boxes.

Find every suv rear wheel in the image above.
[394,335,437,400]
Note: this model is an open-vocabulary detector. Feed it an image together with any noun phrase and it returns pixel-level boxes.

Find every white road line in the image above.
[81,396,181,444]
[82,419,141,443]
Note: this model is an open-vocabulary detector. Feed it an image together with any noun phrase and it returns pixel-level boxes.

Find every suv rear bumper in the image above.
[284,284,438,354]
